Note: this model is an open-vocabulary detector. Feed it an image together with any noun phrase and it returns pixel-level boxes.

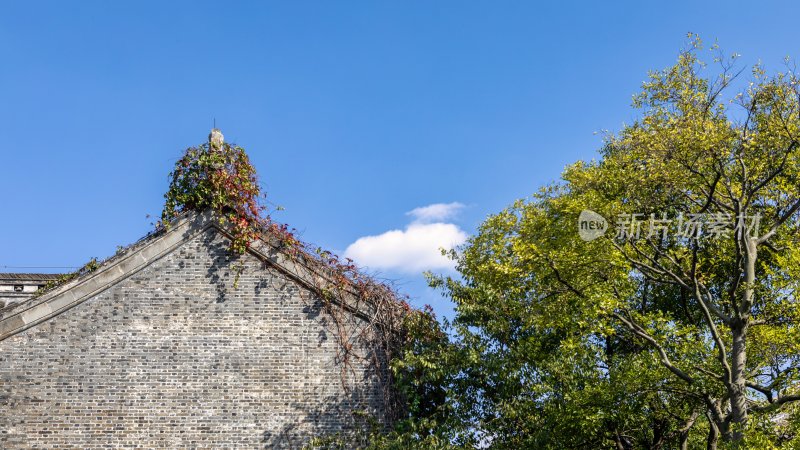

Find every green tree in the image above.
[382,37,800,449]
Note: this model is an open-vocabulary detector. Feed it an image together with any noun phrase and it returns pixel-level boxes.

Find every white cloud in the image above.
[406,202,465,223]
[344,204,468,273]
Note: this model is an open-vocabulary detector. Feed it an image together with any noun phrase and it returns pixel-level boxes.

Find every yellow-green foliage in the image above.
[370,36,800,449]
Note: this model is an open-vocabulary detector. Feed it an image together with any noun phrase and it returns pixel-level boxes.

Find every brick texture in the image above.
[0,228,389,448]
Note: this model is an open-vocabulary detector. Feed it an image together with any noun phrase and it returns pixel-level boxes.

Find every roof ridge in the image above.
[0,211,214,341]
[0,209,407,342]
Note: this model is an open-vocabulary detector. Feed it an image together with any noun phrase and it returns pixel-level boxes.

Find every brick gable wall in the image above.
[0,228,388,448]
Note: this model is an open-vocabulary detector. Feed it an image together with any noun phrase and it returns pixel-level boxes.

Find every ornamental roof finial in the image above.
[209,128,224,150]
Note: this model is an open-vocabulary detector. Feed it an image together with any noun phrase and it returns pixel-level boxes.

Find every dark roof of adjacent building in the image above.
[0,273,63,283]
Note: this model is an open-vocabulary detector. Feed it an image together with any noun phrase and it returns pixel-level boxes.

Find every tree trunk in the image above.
[729,323,748,441]
[726,237,757,441]
[678,409,699,450]
[613,429,626,450]
[680,431,690,450]
[707,418,719,450]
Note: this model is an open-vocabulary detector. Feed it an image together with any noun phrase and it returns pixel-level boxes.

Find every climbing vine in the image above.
[162,130,265,254]
[27,130,435,439]
[34,258,100,298]
[161,130,422,422]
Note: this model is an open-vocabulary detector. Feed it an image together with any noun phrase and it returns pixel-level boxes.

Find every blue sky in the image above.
[2,1,800,318]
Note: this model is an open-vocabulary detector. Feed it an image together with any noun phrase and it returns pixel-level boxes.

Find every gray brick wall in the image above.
[0,228,390,449]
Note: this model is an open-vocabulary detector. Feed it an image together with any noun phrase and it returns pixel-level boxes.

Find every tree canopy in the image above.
[368,36,800,450]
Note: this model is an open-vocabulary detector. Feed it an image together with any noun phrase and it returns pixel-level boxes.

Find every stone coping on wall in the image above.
[0,211,216,341]
[0,210,402,342]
